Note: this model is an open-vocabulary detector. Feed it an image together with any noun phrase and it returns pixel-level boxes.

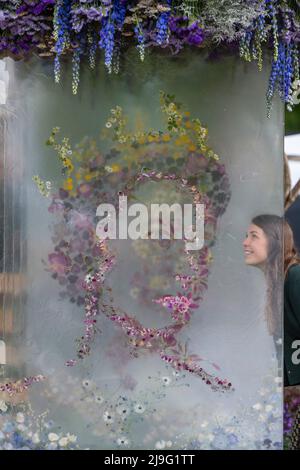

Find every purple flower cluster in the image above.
[0,1,54,54]
[169,16,204,46]
[71,7,105,33]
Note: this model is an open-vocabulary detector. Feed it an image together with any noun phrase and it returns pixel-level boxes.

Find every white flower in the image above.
[59,437,69,447]
[105,122,112,128]
[103,411,114,424]
[85,274,93,284]
[48,432,59,442]
[252,403,262,411]
[16,412,25,423]
[17,424,26,432]
[116,404,130,418]
[155,440,166,450]
[66,434,77,443]
[82,379,94,390]
[0,400,8,413]
[162,376,171,386]
[32,433,40,444]
[117,436,130,447]
[134,403,145,414]
[94,394,104,405]
[105,165,113,173]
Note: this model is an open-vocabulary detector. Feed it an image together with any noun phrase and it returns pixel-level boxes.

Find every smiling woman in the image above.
[243,214,283,343]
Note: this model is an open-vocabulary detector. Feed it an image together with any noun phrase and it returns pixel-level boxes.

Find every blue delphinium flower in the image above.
[54,0,72,83]
[134,24,145,62]
[156,1,171,45]
[99,16,115,73]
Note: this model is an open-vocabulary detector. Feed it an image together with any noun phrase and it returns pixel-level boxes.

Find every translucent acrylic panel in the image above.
[0,52,283,450]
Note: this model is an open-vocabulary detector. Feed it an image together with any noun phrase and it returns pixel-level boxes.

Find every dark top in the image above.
[286,197,300,253]
[284,264,300,386]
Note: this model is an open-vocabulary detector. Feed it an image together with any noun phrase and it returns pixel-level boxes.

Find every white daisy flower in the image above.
[103,411,114,424]
[116,404,130,418]
[85,274,93,283]
[105,122,112,128]
[117,436,130,447]
[134,403,145,414]
[94,394,104,405]
[162,376,171,386]
[82,379,94,390]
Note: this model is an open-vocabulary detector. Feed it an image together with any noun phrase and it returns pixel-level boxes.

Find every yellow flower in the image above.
[188,144,197,152]
[111,164,120,172]
[63,177,73,191]
[84,171,98,181]
[162,134,171,142]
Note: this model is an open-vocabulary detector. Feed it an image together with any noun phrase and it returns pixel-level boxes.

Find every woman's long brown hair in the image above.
[284,220,300,275]
[251,215,300,337]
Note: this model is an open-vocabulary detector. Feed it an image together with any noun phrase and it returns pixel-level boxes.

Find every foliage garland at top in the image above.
[0,1,300,109]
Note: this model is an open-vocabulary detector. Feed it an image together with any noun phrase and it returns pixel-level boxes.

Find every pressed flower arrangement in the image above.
[29,93,233,393]
[0,0,300,111]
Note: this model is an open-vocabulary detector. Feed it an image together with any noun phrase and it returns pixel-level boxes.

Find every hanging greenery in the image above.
[0,1,300,110]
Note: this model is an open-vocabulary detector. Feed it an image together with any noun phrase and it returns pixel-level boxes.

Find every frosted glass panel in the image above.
[0,53,283,450]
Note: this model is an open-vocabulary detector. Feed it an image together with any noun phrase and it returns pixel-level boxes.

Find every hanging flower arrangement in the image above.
[0,1,300,111]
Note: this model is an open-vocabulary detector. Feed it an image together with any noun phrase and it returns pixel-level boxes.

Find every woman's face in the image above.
[243,223,268,268]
